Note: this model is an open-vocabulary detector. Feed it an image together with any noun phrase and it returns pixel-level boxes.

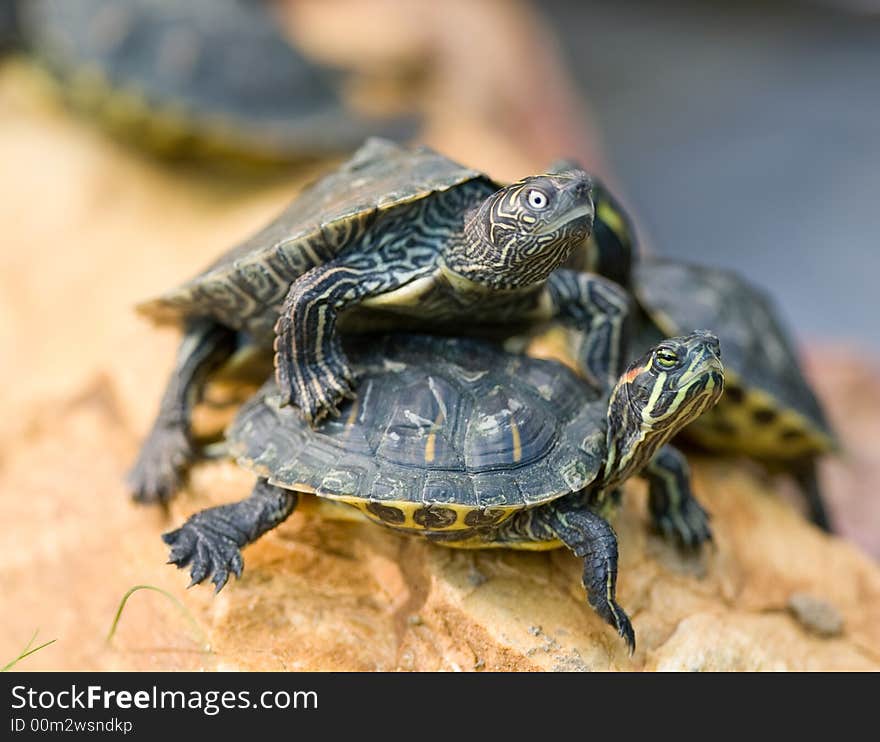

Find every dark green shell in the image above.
[19,0,414,160]
[0,0,19,51]
[632,257,835,457]
[137,139,494,337]
[227,335,608,531]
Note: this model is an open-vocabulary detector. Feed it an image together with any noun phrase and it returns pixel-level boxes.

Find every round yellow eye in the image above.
[655,349,678,369]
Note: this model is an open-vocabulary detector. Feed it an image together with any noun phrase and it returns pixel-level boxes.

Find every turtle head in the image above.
[603,331,724,486]
[620,331,724,433]
[448,169,594,288]
[545,162,634,289]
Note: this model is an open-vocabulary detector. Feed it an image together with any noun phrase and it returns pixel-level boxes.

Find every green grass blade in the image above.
[2,630,57,672]
[106,584,209,652]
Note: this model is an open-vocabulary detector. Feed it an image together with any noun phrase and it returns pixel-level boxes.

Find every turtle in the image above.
[12,0,414,162]
[557,172,838,530]
[0,0,19,52]
[162,330,725,651]
[129,138,630,504]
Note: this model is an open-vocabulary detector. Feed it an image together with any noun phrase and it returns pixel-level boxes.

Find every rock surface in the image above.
[1,12,879,671]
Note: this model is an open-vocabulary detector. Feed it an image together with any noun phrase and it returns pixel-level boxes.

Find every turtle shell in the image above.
[0,0,19,52]
[136,138,494,339]
[19,0,414,160]
[227,334,608,532]
[633,257,835,459]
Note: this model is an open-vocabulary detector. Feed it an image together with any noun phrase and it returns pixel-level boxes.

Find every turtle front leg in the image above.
[274,262,409,425]
[163,479,298,592]
[546,269,631,387]
[500,497,634,652]
[127,319,237,504]
[641,445,712,548]
[544,499,635,653]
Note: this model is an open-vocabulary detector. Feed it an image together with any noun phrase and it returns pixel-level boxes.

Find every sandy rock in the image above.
[645,613,873,672]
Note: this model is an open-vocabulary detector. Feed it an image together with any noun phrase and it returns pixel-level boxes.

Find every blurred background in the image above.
[544,0,879,350]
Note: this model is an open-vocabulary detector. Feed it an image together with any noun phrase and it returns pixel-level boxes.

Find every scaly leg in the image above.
[547,269,631,387]
[544,499,635,653]
[127,319,237,504]
[497,496,634,652]
[642,445,712,548]
[274,261,414,424]
[163,479,298,591]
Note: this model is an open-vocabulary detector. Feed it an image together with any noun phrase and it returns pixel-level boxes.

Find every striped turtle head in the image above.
[602,331,724,487]
[621,331,724,433]
[449,168,594,288]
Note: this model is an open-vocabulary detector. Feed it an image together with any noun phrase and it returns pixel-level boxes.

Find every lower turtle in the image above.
[556,170,837,530]
[163,330,724,650]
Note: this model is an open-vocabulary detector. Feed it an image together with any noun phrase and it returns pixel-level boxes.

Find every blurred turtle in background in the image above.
[0,0,19,52]
[7,0,415,163]
[554,172,838,531]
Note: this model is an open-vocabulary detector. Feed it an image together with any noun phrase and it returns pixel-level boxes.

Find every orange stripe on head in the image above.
[621,363,649,385]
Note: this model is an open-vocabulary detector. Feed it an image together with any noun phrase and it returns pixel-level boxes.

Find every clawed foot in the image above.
[163,516,244,592]
[552,505,636,653]
[588,593,636,654]
[274,347,357,425]
[127,423,195,504]
[652,497,713,549]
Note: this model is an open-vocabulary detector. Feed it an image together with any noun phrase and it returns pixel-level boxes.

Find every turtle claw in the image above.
[274,357,357,426]
[652,497,713,550]
[127,423,195,504]
[164,481,297,592]
[211,552,244,594]
[163,519,244,593]
[615,608,636,655]
[589,593,636,655]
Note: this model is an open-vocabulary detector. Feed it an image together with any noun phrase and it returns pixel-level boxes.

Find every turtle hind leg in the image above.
[163,479,298,592]
[642,445,712,549]
[127,319,237,504]
[791,458,832,532]
[539,500,635,653]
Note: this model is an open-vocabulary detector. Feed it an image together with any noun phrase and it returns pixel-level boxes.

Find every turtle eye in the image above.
[526,189,549,210]
[653,348,680,371]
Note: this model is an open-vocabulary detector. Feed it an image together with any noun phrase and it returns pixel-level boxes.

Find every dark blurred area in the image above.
[544,0,880,350]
